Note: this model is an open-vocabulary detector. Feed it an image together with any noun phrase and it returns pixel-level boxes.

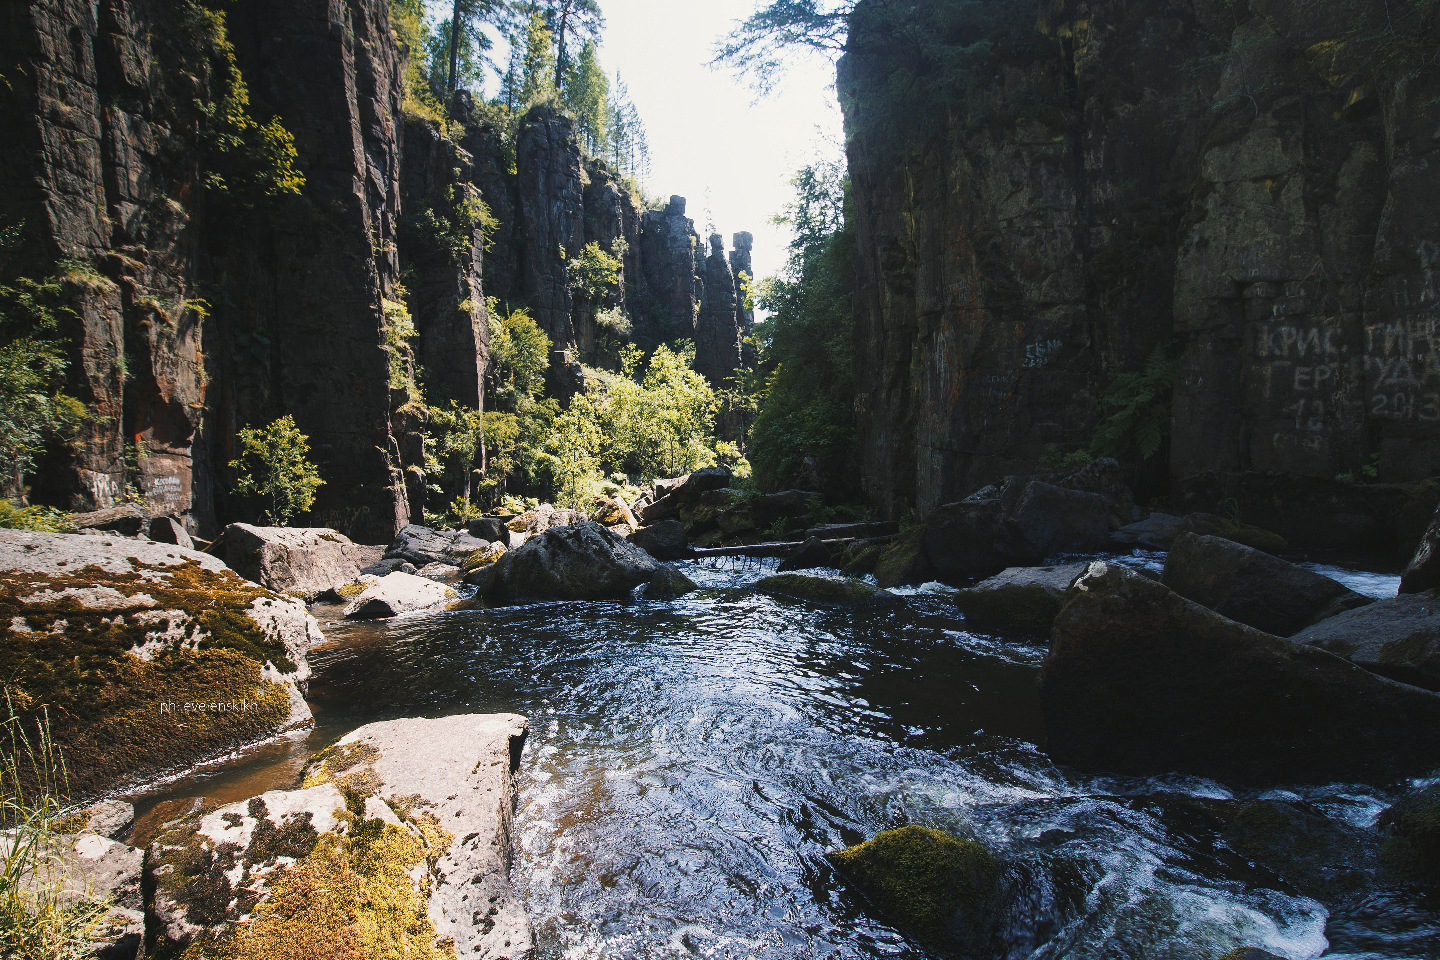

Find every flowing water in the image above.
[129,557,1440,959]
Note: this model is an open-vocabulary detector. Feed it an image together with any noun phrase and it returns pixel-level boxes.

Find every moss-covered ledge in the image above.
[0,530,320,798]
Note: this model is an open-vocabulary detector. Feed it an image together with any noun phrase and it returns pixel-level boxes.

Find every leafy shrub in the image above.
[229,415,325,525]
[1089,345,1177,462]
[569,242,623,303]
[0,502,73,533]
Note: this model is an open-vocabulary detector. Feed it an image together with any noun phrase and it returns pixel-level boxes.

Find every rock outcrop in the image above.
[1041,562,1440,785]
[218,524,367,600]
[0,530,317,796]
[951,563,1089,634]
[1291,590,1440,690]
[342,571,456,619]
[841,0,1440,528]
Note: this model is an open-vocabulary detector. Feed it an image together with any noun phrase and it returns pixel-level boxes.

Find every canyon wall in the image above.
[2,0,751,539]
[841,0,1440,542]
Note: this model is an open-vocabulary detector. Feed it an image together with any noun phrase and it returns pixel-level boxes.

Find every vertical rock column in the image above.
[636,196,700,347]
[730,231,756,367]
[695,233,742,388]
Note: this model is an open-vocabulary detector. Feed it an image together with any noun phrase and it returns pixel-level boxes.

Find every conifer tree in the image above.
[562,40,609,154]
[519,9,557,104]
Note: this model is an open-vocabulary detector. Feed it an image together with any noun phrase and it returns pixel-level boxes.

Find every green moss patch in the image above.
[302,742,384,802]
[1,559,298,797]
[1379,785,1440,885]
[828,825,999,955]
[874,528,928,588]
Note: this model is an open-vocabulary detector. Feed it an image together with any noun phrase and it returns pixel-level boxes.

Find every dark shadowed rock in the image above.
[952,563,1089,633]
[1401,503,1440,593]
[70,504,147,536]
[458,521,695,605]
[1220,798,1377,903]
[1291,591,1440,690]
[1110,513,1182,550]
[1162,532,1372,636]
[146,515,194,549]
[628,519,688,561]
[1056,457,1134,526]
[466,516,515,545]
[1041,562,1440,785]
[754,573,899,609]
[922,499,1010,581]
[1376,781,1440,885]
[777,537,835,572]
[640,467,733,524]
[874,527,933,588]
[1009,482,1112,558]
[1178,513,1288,555]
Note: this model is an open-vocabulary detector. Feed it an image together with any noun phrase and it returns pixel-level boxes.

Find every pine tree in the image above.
[562,40,608,154]
[546,0,604,94]
[519,9,557,105]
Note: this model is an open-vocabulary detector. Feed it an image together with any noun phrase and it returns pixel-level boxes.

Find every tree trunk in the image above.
[553,0,571,92]
[448,0,462,96]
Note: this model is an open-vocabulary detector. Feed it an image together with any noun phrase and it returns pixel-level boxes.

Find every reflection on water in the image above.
[128,557,1439,959]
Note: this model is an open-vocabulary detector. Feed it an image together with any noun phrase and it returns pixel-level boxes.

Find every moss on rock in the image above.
[754,573,897,608]
[1378,784,1440,885]
[827,825,999,955]
[873,528,929,588]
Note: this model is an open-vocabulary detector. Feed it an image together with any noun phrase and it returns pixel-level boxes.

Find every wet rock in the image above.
[0,531,317,797]
[69,503,147,536]
[1110,512,1182,550]
[827,825,1000,958]
[875,527,933,588]
[1041,562,1440,785]
[1377,781,1440,884]
[777,537,836,572]
[1218,950,1288,960]
[1008,482,1112,558]
[303,714,533,957]
[146,515,194,549]
[627,519,688,561]
[952,563,1089,634]
[754,573,899,609]
[1178,513,1288,555]
[1162,533,1372,636]
[1221,798,1377,902]
[458,521,696,606]
[1401,502,1440,594]
[342,571,456,619]
[218,523,367,600]
[1290,591,1440,689]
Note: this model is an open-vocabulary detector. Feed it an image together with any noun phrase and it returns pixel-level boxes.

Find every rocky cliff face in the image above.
[4,0,749,538]
[842,0,1440,535]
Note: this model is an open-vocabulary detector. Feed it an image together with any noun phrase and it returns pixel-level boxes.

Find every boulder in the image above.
[827,825,1001,957]
[416,561,461,580]
[1055,456,1134,526]
[460,541,507,575]
[1400,501,1440,593]
[777,537,836,572]
[874,527,933,588]
[440,531,492,564]
[922,499,1011,581]
[0,530,317,797]
[748,489,816,531]
[951,563,1089,633]
[506,505,587,547]
[1110,512,1182,550]
[6,827,145,959]
[1040,562,1440,785]
[640,466,731,523]
[754,573,899,609]
[590,496,639,530]
[466,516,514,545]
[1008,481,1112,558]
[359,557,414,576]
[342,571,456,619]
[1290,591,1440,689]
[77,799,135,839]
[1162,532,1372,636]
[1376,781,1440,884]
[69,503,147,536]
[146,515,194,549]
[456,521,696,606]
[384,524,463,566]
[219,523,366,599]
[805,520,900,540]
[627,519,688,561]
[1178,513,1288,555]
[1220,798,1377,902]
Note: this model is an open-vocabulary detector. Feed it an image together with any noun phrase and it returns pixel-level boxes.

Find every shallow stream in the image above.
[129,554,1440,959]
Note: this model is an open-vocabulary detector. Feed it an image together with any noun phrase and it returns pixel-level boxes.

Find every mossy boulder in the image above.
[1290,590,1440,689]
[0,531,319,798]
[754,573,898,609]
[1179,513,1289,555]
[951,563,1088,634]
[827,825,1000,957]
[874,527,932,588]
[1378,782,1440,885]
[1221,799,1377,901]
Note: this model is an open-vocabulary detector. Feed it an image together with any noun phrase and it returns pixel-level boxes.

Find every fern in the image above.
[1089,345,1177,462]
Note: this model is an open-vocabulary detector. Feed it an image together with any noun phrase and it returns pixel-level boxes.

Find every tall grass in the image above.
[0,694,110,959]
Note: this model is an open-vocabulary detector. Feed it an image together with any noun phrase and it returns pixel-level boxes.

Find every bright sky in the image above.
[456,0,846,289]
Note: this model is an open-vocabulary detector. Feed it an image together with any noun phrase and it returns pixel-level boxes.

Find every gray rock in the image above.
[82,799,135,840]
[317,713,533,957]
[777,537,836,572]
[1041,562,1440,785]
[754,573,900,609]
[441,531,491,563]
[1401,502,1440,594]
[1162,532,1373,636]
[627,519,688,561]
[69,503,147,536]
[458,521,696,606]
[922,499,1010,580]
[640,466,731,523]
[384,524,463,566]
[1009,481,1112,558]
[1291,590,1440,690]
[31,831,144,960]
[952,563,1089,633]
[1110,512,1182,550]
[416,561,461,580]
[1056,457,1135,526]
[342,571,456,619]
[146,515,194,549]
[359,557,408,576]
[218,523,366,599]
[466,516,515,545]
[805,521,901,540]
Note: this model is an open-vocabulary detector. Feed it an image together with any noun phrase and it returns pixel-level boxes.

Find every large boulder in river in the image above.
[1007,481,1111,558]
[1162,532,1372,636]
[951,563,1089,633]
[0,530,317,798]
[627,518,688,560]
[639,466,731,523]
[342,571,456,619]
[1040,562,1440,785]
[459,521,696,606]
[148,713,533,959]
[385,523,462,566]
[1290,591,1440,690]
[754,573,899,609]
[218,523,367,599]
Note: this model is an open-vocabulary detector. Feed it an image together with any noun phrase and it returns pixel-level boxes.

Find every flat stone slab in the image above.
[1291,590,1440,689]
[342,571,456,619]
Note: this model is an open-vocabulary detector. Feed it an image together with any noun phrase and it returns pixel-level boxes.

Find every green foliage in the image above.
[562,40,610,154]
[1040,445,1095,472]
[712,0,852,94]
[1089,345,1177,462]
[607,73,650,183]
[382,297,421,400]
[229,415,325,525]
[406,186,497,263]
[0,502,73,533]
[424,400,485,522]
[181,2,304,206]
[519,10,558,105]
[569,241,623,303]
[488,301,551,404]
[480,303,557,505]
[0,222,86,500]
[390,0,449,124]
[1,696,111,960]
[747,160,856,490]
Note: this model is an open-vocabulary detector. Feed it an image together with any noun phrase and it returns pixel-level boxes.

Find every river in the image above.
[128,554,1440,959]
